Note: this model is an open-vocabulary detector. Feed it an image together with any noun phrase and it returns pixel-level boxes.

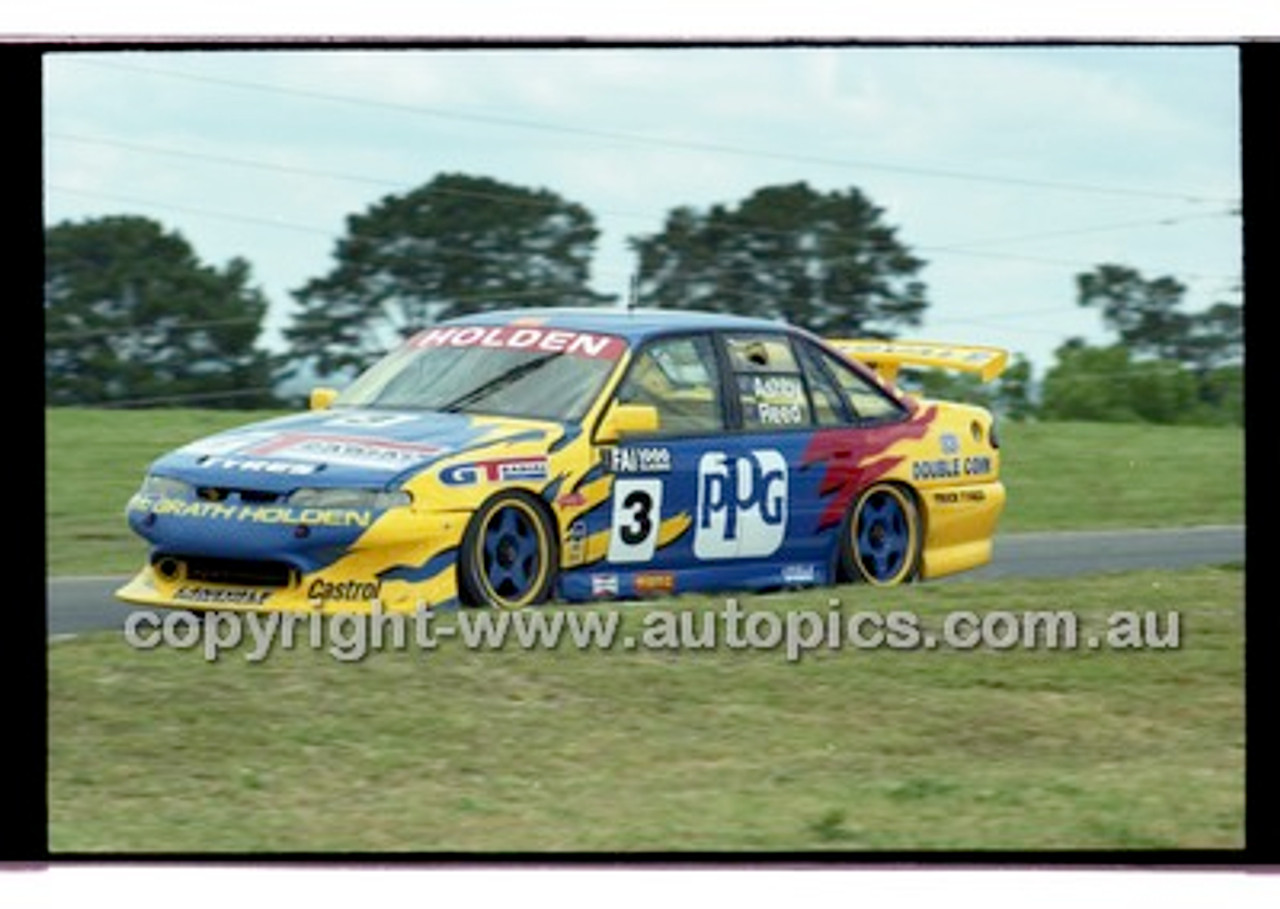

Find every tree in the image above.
[285,173,614,378]
[1197,363,1244,426]
[1076,264,1190,361]
[906,354,1036,421]
[630,182,928,336]
[1053,264,1244,425]
[1075,263,1243,371]
[1038,339,1238,425]
[44,215,278,408]
[1039,341,1143,423]
[994,354,1037,422]
[1178,301,1243,375]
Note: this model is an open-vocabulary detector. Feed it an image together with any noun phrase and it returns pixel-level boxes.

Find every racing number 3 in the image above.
[619,489,653,545]
[608,478,663,563]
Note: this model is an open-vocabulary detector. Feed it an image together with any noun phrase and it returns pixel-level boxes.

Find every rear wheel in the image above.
[839,483,922,586]
[458,491,558,608]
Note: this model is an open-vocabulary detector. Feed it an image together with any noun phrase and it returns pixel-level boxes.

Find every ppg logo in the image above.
[695,450,788,559]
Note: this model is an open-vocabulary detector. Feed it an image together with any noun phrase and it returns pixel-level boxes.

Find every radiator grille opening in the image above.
[160,555,296,588]
[196,487,283,504]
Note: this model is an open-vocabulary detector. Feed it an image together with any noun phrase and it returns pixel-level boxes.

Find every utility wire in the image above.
[50,132,604,214]
[46,184,637,283]
[61,57,1237,206]
[921,209,1238,252]
[47,181,1240,287]
[48,131,1243,252]
[48,185,337,238]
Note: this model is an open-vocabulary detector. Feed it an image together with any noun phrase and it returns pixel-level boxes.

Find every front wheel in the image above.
[458,491,558,609]
[839,483,922,586]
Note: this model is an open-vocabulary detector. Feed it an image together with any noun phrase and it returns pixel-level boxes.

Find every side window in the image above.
[795,342,850,426]
[724,333,812,430]
[817,345,908,422]
[615,334,725,436]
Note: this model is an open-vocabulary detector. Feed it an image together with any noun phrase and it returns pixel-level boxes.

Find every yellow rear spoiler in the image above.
[828,339,1010,384]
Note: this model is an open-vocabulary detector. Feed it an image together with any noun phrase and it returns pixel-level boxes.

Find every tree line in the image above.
[44,172,1242,425]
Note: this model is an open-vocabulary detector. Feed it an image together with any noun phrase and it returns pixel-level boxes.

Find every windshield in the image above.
[334,324,628,422]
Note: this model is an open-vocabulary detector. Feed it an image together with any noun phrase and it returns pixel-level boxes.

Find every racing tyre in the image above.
[458,491,558,609]
[839,483,922,586]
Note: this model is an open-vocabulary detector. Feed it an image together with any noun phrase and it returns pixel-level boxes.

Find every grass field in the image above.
[44,408,1245,576]
[996,420,1244,532]
[44,408,1247,854]
[48,566,1243,853]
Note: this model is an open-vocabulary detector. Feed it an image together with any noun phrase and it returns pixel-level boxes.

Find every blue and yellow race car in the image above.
[116,308,1007,613]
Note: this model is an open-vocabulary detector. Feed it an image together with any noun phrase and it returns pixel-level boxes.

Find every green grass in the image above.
[48,566,1243,853]
[44,408,1244,576]
[996,420,1245,532]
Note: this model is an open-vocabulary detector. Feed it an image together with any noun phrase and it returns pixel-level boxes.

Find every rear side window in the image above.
[791,342,849,426]
[814,343,908,422]
[724,333,812,430]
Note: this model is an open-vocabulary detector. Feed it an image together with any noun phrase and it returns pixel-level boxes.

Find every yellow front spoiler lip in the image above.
[117,561,460,617]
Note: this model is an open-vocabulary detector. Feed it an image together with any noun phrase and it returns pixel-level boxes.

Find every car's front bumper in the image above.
[116,504,469,614]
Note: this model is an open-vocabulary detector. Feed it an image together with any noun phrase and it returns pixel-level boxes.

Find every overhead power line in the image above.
[46,180,1240,288]
[49,131,1243,249]
[923,209,1239,252]
[46,184,638,284]
[62,57,1237,206]
[50,132,620,216]
[47,185,337,238]
[49,132,408,192]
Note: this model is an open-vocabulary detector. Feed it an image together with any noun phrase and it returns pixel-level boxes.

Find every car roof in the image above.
[442,306,798,343]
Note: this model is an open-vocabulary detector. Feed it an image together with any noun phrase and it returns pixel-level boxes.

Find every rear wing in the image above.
[827,339,1009,384]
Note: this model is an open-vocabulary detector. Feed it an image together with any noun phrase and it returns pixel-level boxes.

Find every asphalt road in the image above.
[46,524,1245,637]
[959,524,1245,580]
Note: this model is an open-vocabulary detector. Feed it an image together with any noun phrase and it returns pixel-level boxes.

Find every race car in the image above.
[116,308,1007,613]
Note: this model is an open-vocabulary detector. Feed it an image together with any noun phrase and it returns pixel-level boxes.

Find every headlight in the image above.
[286,488,412,510]
[138,475,194,499]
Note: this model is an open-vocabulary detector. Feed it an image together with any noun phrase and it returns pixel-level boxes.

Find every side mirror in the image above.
[596,402,659,443]
[309,387,340,411]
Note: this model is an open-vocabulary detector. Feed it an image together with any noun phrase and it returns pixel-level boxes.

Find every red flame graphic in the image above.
[801,405,937,530]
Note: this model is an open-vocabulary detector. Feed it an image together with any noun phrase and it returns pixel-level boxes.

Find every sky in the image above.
[42,43,1244,380]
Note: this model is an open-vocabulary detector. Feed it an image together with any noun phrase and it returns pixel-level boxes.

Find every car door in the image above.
[597,329,831,595]
[706,330,834,580]
[598,331,728,586]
